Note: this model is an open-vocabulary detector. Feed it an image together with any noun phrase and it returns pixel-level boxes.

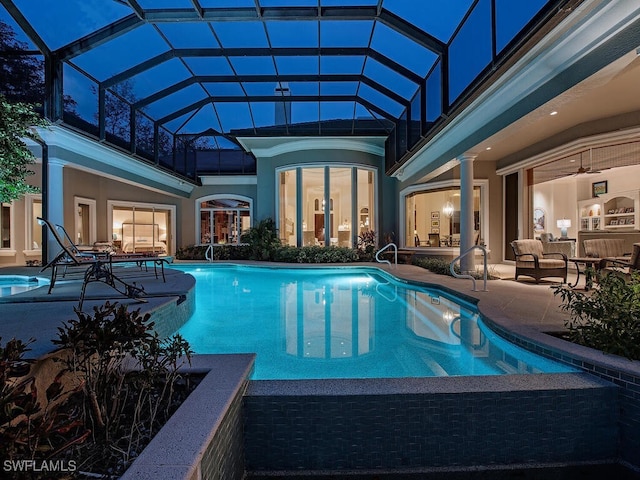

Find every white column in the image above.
[459,154,476,273]
[46,158,66,261]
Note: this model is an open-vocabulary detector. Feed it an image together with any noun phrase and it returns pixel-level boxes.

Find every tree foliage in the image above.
[0,95,46,202]
[0,21,44,105]
[0,20,76,111]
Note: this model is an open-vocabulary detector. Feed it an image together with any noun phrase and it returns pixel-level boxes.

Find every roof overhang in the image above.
[35,126,195,197]
[395,0,640,185]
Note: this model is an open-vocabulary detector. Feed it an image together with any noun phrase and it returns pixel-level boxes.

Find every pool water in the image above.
[0,276,48,297]
[174,265,576,380]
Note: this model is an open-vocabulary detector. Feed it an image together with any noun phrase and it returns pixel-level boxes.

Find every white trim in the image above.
[74,196,97,245]
[237,137,385,158]
[399,179,490,250]
[195,194,254,246]
[200,175,257,185]
[107,200,177,255]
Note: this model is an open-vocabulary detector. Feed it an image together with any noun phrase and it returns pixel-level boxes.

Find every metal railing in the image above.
[375,242,397,267]
[205,244,214,262]
[450,245,488,292]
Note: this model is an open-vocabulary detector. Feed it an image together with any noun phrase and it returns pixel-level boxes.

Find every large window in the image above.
[198,195,252,245]
[109,201,174,255]
[278,165,376,248]
[0,203,12,250]
[74,197,96,246]
[404,183,486,248]
[25,195,42,252]
[279,171,297,246]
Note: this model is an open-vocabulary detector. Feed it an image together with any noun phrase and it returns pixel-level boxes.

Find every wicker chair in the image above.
[511,239,568,284]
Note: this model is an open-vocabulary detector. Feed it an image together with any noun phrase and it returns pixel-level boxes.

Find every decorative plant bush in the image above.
[414,257,461,276]
[291,245,359,263]
[356,230,377,261]
[175,244,208,260]
[553,271,640,360]
[241,217,282,261]
[175,244,251,261]
[52,302,193,473]
[1,303,195,477]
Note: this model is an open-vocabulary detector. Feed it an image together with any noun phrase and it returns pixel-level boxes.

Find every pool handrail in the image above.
[375,242,397,268]
[450,245,488,292]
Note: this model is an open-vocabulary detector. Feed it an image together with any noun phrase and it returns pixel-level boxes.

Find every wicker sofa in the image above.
[582,238,630,269]
[511,239,568,284]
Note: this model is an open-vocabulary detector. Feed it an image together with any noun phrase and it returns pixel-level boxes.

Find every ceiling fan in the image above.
[559,149,602,177]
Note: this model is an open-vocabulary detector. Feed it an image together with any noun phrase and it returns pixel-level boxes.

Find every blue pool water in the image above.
[0,276,48,297]
[174,265,576,380]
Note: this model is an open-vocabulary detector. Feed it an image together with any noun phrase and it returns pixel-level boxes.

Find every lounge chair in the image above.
[37,217,168,310]
[511,239,568,284]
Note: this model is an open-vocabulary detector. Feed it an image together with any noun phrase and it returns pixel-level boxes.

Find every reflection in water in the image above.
[176,266,576,380]
[282,273,487,366]
[284,277,373,359]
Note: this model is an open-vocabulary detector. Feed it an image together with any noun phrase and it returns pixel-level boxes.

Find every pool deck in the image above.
[0,260,626,370]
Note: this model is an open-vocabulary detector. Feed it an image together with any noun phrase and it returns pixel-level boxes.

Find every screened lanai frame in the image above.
[0,0,570,183]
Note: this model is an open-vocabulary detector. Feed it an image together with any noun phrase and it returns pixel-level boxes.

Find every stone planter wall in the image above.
[120,354,255,480]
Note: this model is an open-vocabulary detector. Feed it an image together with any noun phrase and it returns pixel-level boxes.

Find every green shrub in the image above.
[553,271,640,360]
[53,302,193,471]
[296,245,359,263]
[271,245,358,263]
[175,245,207,260]
[241,218,282,261]
[413,257,461,276]
[356,230,377,261]
[272,245,302,263]
[175,244,252,261]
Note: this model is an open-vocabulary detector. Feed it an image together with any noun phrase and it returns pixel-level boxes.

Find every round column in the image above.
[459,155,476,274]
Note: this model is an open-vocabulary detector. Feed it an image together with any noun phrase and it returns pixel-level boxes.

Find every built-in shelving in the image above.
[577,190,639,231]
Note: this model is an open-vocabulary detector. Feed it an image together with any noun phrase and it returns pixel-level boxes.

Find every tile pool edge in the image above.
[244,372,618,472]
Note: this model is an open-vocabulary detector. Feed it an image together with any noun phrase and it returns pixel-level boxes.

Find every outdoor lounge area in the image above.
[2,0,640,477]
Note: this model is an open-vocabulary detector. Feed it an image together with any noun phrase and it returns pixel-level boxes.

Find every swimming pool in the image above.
[174,264,576,380]
[0,275,48,297]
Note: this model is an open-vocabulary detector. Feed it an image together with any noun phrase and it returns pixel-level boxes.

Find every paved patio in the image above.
[0,263,195,357]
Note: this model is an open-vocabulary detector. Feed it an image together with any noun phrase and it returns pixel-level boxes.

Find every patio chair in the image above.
[510,239,568,284]
[428,233,440,247]
[38,217,167,310]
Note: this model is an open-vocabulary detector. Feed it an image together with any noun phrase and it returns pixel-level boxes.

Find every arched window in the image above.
[197,195,253,245]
